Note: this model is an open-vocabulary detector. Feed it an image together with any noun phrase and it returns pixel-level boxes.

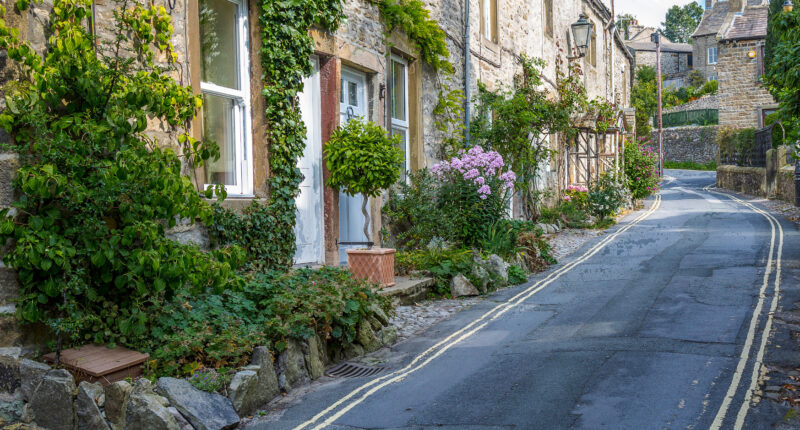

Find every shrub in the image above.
[0,0,244,348]
[146,266,391,376]
[325,119,404,242]
[589,172,628,220]
[395,248,475,295]
[624,139,661,199]
[432,146,515,247]
[516,231,556,272]
[717,127,757,166]
[508,265,527,285]
[564,185,589,211]
[383,169,451,250]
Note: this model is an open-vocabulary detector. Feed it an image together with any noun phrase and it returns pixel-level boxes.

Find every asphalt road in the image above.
[252,169,800,430]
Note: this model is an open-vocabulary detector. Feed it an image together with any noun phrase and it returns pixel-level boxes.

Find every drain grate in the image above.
[326,362,387,378]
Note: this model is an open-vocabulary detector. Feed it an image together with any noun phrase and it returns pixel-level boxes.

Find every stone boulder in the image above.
[274,340,309,392]
[167,406,194,430]
[486,254,509,283]
[0,400,23,424]
[104,380,132,427]
[303,335,326,381]
[378,327,398,346]
[18,359,50,402]
[227,369,259,417]
[0,347,21,395]
[156,377,239,430]
[471,263,491,294]
[450,274,480,297]
[250,346,280,402]
[356,321,382,353]
[123,380,178,430]
[75,381,109,430]
[28,369,75,430]
[369,304,390,326]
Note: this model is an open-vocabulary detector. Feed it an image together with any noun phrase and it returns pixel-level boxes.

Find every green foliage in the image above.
[663,160,717,171]
[538,202,591,229]
[188,369,232,394]
[258,0,345,269]
[147,267,391,375]
[436,169,509,249]
[660,2,704,43]
[588,172,628,220]
[624,139,660,199]
[663,80,718,109]
[688,70,706,88]
[616,13,637,40]
[0,0,244,347]
[718,127,758,166]
[764,3,800,144]
[507,265,527,285]
[479,221,523,261]
[471,55,587,219]
[395,248,475,295]
[515,229,556,271]
[632,66,657,137]
[375,0,452,73]
[325,119,404,198]
[383,169,453,250]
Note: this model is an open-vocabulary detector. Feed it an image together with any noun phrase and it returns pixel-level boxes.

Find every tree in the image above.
[764,0,800,143]
[616,13,637,39]
[324,119,404,243]
[632,66,658,137]
[660,2,704,43]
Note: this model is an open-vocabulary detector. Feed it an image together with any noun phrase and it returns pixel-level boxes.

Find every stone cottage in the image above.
[0,0,633,346]
[624,22,693,88]
[693,0,777,128]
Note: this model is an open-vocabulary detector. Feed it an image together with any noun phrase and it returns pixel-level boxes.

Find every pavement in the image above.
[249,169,800,430]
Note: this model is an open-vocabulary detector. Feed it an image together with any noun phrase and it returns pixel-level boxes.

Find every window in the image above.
[482,0,498,43]
[688,53,693,67]
[761,108,777,127]
[199,0,252,196]
[390,56,410,183]
[544,0,553,38]
[707,46,718,65]
[757,44,765,80]
[708,75,717,82]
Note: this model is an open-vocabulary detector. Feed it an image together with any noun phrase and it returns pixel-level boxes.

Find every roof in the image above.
[722,6,769,41]
[626,41,693,54]
[692,1,730,37]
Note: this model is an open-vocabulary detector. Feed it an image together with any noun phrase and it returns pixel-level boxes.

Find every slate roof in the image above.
[692,2,730,37]
[626,41,693,54]
[722,6,769,41]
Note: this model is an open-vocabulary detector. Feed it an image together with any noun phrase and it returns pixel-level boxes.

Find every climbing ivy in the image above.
[374,0,452,73]
[211,0,345,269]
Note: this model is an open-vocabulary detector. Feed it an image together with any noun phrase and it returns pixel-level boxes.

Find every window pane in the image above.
[348,81,358,107]
[391,60,406,121]
[392,127,407,183]
[202,93,237,187]
[199,0,239,89]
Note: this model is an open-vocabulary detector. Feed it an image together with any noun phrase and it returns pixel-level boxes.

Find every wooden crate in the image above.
[43,345,149,386]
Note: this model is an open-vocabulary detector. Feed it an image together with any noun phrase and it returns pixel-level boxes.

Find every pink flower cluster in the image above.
[432,146,517,199]
[566,185,588,193]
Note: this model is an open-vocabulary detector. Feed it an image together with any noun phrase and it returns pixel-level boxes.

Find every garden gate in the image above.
[565,126,624,189]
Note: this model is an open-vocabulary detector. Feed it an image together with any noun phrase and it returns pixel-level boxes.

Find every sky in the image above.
[609,0,704,28]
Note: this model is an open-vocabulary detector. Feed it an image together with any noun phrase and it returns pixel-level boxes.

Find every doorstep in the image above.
[378,276,436,306]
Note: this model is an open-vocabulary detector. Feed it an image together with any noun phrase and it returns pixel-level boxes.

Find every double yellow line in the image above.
[704,185,784,430]
[294,194,663,430]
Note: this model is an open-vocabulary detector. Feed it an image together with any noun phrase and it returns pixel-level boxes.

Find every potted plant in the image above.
[325,118,404,286]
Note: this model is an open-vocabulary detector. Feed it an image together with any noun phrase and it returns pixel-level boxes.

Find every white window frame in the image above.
[200,0,253,196]
[707,47,718,65]
[390,55,410,183]
[482,0,496,43]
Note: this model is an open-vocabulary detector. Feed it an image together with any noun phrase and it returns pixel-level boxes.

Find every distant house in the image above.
[624,23,693,88]
[694,0,776,128]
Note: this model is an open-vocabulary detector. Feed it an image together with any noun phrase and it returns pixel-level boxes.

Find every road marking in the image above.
[294,194,663,430]
[703,185,784,430]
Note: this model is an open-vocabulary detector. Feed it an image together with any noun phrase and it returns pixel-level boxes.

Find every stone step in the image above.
[378,276,435,306]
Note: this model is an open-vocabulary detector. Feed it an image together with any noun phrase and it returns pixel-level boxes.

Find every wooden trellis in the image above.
[565,126,625,188]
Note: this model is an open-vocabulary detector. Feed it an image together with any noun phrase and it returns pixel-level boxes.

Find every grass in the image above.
[663,160,717,171]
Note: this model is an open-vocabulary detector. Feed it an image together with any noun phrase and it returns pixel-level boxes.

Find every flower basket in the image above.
[346,248,396,287]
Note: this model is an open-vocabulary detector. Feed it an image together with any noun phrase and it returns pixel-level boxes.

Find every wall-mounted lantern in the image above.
[784,0,794,12]
[570,14,594,58]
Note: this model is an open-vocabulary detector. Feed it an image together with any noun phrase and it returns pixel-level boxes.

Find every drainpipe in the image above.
[463,0,471,146]
[795,153,800,207]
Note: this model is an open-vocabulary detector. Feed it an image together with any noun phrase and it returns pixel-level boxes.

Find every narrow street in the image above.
[252,169,800,429]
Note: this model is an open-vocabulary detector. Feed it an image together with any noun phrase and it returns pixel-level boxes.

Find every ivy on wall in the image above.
[210,0,345,269]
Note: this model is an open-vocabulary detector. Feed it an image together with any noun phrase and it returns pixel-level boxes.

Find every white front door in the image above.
[294,56,324,265]
[339,67,368,263]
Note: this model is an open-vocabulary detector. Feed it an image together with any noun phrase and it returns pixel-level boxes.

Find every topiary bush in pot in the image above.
[324,118,404,285]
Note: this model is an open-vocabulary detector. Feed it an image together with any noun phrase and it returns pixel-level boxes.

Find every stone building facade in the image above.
[693,0,776,129]
[0,0,633,346]
[624,23,693,88]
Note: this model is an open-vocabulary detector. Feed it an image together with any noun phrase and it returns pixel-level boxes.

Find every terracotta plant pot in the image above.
[346,248,396,287]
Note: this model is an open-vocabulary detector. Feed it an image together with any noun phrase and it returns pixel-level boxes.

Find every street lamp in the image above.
[570,14,593,58]
[784,0,794,13]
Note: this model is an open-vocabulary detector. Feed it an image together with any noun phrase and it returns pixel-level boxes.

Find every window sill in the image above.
[205,196,267,212]
[482,37,499,53]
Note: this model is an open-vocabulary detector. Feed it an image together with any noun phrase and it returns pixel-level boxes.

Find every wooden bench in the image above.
[43,345,149,386]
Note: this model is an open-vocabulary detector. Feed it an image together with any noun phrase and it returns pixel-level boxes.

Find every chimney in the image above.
[729,0,744,13]
[705,0,713,10]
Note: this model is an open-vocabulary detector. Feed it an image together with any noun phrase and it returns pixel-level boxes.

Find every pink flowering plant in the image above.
[624,138,660,199]
[563,184,589,211]
[429,146,517,246]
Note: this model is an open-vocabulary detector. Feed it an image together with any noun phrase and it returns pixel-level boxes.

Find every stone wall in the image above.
[717,39,776,128]
[693,35,718,80]
[717,146,798,206]
[634,50,690,81]
[716,165,767,195]
[648,126,719,164]
[663,94,720,114]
